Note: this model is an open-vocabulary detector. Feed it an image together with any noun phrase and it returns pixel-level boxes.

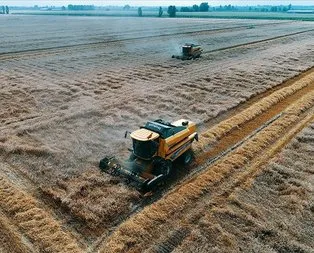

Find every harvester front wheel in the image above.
[161,160,172,176]
[153,159,172,177]
[128,153,136,161]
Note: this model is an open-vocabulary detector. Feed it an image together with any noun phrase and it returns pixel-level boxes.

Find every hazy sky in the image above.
[3,0,314,7]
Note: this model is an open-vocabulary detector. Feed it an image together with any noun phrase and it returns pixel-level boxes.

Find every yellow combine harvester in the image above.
[99,119,198,191]
[172,43,203,60]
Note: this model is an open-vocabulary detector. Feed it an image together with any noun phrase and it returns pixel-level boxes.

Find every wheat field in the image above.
[0,15,313,251]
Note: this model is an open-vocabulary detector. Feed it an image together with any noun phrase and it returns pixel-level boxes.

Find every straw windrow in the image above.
[0,175,83,253]
[195,72,314,154]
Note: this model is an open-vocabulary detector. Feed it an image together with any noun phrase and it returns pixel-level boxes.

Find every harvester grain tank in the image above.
[99,119,198,191]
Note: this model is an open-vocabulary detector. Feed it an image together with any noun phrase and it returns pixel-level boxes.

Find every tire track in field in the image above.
[0,24,250,59]
[158,74,313,198]
[204,28,314,55]
[0,21,302,60]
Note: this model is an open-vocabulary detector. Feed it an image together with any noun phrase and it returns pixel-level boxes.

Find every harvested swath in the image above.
[194,72,314,154]
[0,214,32,253]
[0,175,83,253]
[228,113,313,191]
[41,169,141,230]
[100,90,314,252]
[0,134,54,157]
[211,122,314,252]
[0,143,53,157]
[166,120,314,253]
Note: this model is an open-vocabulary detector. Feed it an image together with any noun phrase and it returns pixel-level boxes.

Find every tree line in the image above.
[1,6,9,14]
[67,5,95,11]
[180,3,209,12]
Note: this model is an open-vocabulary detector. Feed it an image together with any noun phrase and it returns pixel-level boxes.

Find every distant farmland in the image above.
[11,9,314,21]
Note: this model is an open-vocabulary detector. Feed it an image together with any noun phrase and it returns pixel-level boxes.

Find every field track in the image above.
[0,21,293,58]
[205,28,314,54]
[0,26,313,62]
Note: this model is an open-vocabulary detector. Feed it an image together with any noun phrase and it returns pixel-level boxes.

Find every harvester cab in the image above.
[172,43,203,60]
[99,119,198,192]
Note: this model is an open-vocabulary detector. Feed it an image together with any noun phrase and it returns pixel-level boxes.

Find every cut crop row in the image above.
[0,175,83,253]
[0,213,32,253]
[174,118,314,252]
[194,71,314,154]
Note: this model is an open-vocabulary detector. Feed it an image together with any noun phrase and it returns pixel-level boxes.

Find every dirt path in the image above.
[154,116,314,253]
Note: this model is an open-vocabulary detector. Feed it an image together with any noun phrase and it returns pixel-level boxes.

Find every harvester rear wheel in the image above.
[181,150,193,165]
